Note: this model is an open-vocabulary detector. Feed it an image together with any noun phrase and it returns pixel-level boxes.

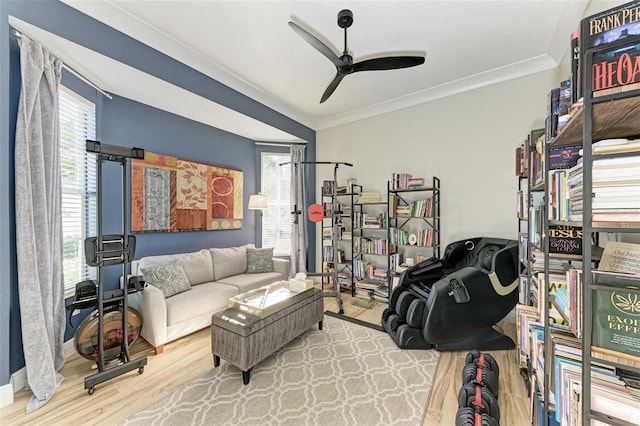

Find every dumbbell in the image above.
[457,383,500,423]
[465,350,499,377]
[461,362,499,398]
[455,407,499,426]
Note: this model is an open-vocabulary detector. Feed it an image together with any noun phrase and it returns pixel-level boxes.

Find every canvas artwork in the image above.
[131,152,243,232]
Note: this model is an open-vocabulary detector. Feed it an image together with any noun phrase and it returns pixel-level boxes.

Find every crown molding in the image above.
[317,54,559,130]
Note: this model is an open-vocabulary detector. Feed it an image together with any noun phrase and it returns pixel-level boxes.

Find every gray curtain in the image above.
[290,145,306,277]
[14,35,65,413]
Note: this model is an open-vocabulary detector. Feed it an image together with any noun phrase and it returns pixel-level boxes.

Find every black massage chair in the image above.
[382,237,520,351]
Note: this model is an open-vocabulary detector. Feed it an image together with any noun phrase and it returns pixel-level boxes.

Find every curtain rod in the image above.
[14,30,113,100]
[255,141,306,147]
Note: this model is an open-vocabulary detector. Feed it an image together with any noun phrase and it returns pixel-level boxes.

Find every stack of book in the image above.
[354,236,389,255]
[551,331,640,426]
[547,145,581,221]
[590,152,640,223]
[391,173,425,190]
[389,252,404,272]
[322,180,335,195]
[372,285,389,302]
[357,192,381,203]
[354,212,387,228]
[391,173,412,190]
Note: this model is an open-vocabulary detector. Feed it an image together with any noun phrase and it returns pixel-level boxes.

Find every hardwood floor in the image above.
[1,289,530,425]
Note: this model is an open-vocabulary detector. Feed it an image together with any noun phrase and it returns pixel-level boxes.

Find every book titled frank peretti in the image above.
[580,1,640,50]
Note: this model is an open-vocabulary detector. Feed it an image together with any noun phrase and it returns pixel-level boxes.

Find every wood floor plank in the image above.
[1,288,529,425]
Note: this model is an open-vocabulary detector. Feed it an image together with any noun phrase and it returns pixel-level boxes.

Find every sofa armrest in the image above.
[273,258,290,280]
[135,283,168,348]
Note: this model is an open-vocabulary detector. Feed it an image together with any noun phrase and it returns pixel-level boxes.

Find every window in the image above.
[261,152,291,256]
[59,86,96,296]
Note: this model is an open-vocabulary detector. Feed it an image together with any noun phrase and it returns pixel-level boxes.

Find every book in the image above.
[593,139,640,155]
[356,192,381,203]
[516,304,540,370]
[580,1,640,50]
[548,144,581,170]
[592,286,640,361]
[570,31,580,103]
[599,241,640,275]
[580,1,640,99]
[592,41,640,96]
[592,269,640,288]
[592,211,640,223]
[546,87,561,141]
[322,180,335,195]
[548,224,582,255]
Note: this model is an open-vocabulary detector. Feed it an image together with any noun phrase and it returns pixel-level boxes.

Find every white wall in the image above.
[314,0,636,269]
[316,68,560,265]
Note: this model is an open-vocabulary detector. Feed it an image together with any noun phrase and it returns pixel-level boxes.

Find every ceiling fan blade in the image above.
[288,21,343,68]
[352,56,425,73]
[320,73,346,103]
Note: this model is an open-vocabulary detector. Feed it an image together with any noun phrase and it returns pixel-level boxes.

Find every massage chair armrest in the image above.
[398,257,445,287]
[423,266,519,344]
[489,244,520,293]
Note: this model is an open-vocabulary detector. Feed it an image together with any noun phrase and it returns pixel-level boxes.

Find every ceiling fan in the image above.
[289,9,426,104]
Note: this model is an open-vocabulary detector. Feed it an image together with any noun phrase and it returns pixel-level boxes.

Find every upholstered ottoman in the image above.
[211,287,323,384]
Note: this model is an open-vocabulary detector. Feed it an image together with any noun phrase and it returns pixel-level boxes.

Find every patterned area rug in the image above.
[122,315,439,426]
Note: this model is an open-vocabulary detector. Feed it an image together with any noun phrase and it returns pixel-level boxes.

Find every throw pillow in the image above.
[210,245,252,281]
[246,247,275,274]
[141,260,192,298]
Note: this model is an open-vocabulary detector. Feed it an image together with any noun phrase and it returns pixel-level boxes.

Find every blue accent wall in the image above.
[1,0,316,385]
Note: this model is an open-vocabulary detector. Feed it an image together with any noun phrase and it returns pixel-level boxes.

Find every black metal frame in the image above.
[281,160,353,314]
[82,140,147,395]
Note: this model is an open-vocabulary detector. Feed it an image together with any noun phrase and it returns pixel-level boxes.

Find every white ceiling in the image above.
[36,1,590,135]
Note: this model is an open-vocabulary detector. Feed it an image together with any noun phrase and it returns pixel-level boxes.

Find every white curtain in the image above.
[290,145,306,277]
[14,35,65,413]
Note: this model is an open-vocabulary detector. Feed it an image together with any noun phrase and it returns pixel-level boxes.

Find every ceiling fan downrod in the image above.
[338,9,353,60]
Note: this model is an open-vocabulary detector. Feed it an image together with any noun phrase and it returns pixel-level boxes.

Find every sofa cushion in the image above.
[216,272,284,294]
[141,260,192,298]
[165,282,239,326]
[137,250,213,286]
[137,253,183,273]
[179,249,214,285]
[210,244,254,281]
[247,247,275,273]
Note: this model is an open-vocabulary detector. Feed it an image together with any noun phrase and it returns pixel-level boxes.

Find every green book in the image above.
[592,271,640,360]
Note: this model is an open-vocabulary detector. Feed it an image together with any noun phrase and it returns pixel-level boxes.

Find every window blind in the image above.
[261,152,291,256]
[59,86,96,296]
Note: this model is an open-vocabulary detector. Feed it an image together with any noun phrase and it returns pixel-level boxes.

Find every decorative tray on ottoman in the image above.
[228,281,302,318]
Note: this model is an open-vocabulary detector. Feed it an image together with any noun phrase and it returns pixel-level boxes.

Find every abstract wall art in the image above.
[131,152,243,232]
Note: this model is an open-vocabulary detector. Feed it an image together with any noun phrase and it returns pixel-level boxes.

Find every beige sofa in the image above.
[129,244,289,354]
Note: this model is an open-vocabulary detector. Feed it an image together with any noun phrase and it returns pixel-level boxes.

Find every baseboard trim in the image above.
[10,367,27,396]
[63,338,77,359]
[0,383,14,408]
[3,339,77,405]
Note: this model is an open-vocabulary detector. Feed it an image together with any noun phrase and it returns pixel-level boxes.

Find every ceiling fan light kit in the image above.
[289,9,425,103]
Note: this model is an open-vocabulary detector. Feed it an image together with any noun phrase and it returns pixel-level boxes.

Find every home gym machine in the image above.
[284,160,353,315]
[67,140,147,395]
